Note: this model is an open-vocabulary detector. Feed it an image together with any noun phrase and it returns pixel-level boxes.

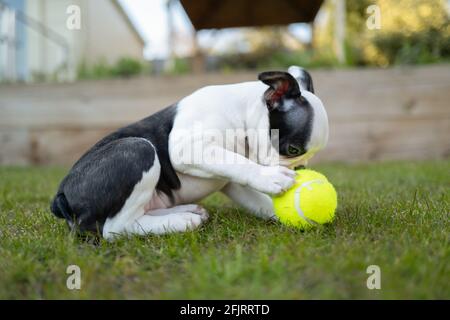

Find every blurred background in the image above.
[0,0,449,165]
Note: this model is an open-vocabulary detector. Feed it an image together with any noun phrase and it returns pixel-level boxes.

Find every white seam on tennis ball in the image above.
[294,179,325,226]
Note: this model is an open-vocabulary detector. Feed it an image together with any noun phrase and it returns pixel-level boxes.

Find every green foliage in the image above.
[373,27,450,65]
[77,57,148,80]
[314,0,450,67]
[349,0,450,66]
[76,60,89,79]
[165,57,191,75]
[91,59,114,78]
[345,0,374,66]
[217,49,338,71]
[112,57,144,77]
[0,161,449,299]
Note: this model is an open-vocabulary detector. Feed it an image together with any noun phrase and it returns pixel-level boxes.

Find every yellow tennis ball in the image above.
[272,169,337,230]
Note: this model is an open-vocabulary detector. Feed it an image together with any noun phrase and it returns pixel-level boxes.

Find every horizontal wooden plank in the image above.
[1,64,449,165]
[1,65,449,129]
[1,115,448,165]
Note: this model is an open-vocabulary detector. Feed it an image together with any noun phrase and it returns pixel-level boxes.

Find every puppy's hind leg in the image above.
[105,203,209,239]
[129,205,209,236]
[102,146,162,240]
[102,154,209,239]
[101,145,209,239]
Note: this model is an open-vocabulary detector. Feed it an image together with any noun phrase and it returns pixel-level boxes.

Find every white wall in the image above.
[26,0,77,80]
[24,0,144,81]
[85,0,145,65]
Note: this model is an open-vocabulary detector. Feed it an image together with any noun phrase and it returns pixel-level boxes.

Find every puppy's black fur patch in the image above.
[269,96,313,157]
[259,72,314,157]
[297,69,314,93]
[51,105,180,233]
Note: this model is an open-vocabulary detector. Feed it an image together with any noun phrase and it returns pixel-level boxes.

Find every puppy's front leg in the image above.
[173,144,296,195]
[221,183,277,220]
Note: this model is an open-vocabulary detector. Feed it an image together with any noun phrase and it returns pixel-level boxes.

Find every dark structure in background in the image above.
[180,0,323,29]
[177,0,326,71]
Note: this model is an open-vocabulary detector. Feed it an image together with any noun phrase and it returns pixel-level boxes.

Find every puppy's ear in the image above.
[258,71,301,111]
[287,66,315,93]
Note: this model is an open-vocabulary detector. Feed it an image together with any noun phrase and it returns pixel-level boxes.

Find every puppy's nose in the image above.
[290,158,308,170]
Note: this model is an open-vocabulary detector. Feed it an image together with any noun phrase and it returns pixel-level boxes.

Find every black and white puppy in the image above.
[51,66,328,239]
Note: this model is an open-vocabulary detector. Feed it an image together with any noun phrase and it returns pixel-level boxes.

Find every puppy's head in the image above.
[258,66,328,168]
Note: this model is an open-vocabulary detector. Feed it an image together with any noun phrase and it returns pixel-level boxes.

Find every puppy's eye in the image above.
[287,145,302,156]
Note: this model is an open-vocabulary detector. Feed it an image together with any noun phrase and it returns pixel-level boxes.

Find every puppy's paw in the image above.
[247,166,296,195]
[269,213,279,221]
[189,205,210,222]
[165,210,207,232]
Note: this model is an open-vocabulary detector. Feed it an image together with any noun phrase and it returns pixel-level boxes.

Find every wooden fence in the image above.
[0,64,449,165]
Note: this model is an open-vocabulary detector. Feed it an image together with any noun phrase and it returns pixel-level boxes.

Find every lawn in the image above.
[0,161,448,299]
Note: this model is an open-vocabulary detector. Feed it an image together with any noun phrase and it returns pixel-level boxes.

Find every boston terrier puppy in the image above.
[51,66,328,239]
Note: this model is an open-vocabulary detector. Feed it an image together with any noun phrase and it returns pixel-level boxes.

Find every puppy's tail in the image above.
[51,193,73,222]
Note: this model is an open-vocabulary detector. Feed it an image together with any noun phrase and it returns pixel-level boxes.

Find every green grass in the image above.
[0,161,449,299]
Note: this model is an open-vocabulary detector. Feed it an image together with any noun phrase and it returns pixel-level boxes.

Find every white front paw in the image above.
[247,166,296,195]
